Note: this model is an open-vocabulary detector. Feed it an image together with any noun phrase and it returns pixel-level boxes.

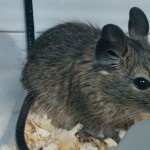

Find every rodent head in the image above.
[94,7,150,119]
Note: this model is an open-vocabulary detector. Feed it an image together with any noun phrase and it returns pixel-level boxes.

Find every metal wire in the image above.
[16,1,35,149]
[24,0,35,51]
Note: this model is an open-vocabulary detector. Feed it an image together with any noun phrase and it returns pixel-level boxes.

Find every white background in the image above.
[0,0,150,147]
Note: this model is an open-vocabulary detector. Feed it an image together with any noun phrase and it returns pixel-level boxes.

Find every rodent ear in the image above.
[95,24,127,68]
[128,7,149,38]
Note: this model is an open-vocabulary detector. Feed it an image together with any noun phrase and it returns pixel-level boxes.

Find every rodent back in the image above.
[22,22,101,91]
[21,22,102,128]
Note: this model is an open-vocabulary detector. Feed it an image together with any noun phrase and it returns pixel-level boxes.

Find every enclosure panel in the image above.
[0,0,150,32]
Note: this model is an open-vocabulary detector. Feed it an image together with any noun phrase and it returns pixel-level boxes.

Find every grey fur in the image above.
[21,8,150,142]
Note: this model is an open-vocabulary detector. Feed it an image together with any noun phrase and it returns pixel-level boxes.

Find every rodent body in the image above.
[16,7,150,149]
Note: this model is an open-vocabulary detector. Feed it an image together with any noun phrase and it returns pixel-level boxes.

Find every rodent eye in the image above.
[133,77,150,90]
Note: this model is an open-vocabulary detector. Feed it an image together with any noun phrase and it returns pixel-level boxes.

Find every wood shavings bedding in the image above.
[1,113,150,150]
[25,113,117,150]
